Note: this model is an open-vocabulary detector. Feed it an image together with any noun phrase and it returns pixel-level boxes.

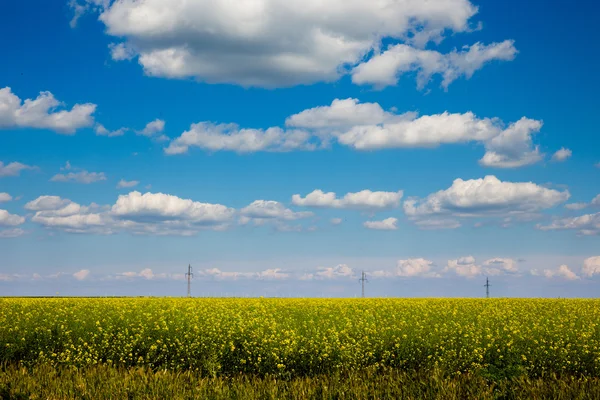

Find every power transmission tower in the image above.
[359,271,368,298]
[484,277,490,298]
[185,264,193,297]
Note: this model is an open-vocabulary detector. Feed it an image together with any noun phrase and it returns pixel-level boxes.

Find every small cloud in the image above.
[51,171,107,184]
[0,161,36,177]
[363,217,398,230]
[137,119,166,138]
[73,269,90,281]
[95,123,128,137]
[117,179,140,189]
[551,148,572,162]
[330,218,343,225]
[565,203,588,211]
[0,193,12,203]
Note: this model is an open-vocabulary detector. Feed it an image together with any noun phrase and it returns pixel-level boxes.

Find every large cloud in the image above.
[292,189,403,210]
[404,176,569,226]
[0,87,95,134]
[582,257,600,278]
[167,99,546,168]
[28,191,236,235]
[68,0,519,89]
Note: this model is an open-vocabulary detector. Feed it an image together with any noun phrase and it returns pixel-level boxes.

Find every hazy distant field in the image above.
[2,298,600,398]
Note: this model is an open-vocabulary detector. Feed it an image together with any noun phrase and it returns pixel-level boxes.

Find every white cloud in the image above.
[109,42,136,61]
[165,123,315,154]
[75,0,491,88]
[240,200,313,222]
[51,170,107,184]
[414,218,461,230]
[540,264,579,280]
[330,218,343,225]
[116,268,155,280]
[0,161,35,177]
[112,191,235,227]
[336,111,498,150]
[302,264,355,280]
[0,193,12,203]
[404,176,569,225]
[286,98,396,129]
[352,40,517,89]
[28,191,235,236]
[565,203,588,210]
[164,99,544,167]
[582,257,600,278]
[137,119,165,139]
[25,195,72,211]
[445,256,518,278]
[479,118,543,168]
[537,212,600,236]
[257,268,290,280]
[292,189,403,210]
[551,148,572,162]
[0,228,26,238]
[364,217,398,230]
[0,87,96,134]
[0,210,25,227]
[117,179,139,189]
[95,123,127,137]
[374,258,438,278]
[201,268,255,280]
[73,269,90,281]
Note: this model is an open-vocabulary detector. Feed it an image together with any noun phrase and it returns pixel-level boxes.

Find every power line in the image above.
[359,271,368,298]
[185,264,193,297]
[484,276,491,298]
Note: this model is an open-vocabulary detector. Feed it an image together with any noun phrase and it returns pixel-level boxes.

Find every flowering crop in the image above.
[1,298,599,378]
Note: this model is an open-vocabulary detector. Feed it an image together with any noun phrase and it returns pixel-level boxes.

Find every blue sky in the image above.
[0,0,599,297]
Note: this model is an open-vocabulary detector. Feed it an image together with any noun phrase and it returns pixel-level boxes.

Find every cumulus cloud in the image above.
[73,269,90,281]
[292,189,403,210]
[0,210,25,227]
[445,256,518,278]
[352,40,517,89]
[117,179,139,189]
[551,148,572,162]
[404,176,569,228]
[165,99,544,166]
[68,0,506,89]
[302,264,355,280]
[582,257,600,278]
[536,264,579,280]
[0,193,12,203]
[330,218,343,225]
[0,87,96,134]
[28,191,236,236]
[136,119,167,141]
[0,161,36,177]
[479,118,543,168]
[537,212,600,236]
[363,217,398,230]
[374,258,438,278]
[95,123,127,137]
[240,200,313,223]
[165,123,315,154]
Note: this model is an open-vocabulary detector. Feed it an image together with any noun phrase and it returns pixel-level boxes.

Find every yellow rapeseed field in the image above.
[1,298,599,378]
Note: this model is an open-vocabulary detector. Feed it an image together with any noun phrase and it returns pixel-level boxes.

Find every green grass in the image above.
[2,364,600,400]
